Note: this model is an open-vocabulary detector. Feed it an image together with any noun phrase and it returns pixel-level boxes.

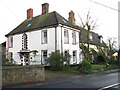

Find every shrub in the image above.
[2,58,16,66]
[94,55,106,64]
[47,51,71,71]
[47,51,63,71]
[78,59,91,72]
[108,59,118,65]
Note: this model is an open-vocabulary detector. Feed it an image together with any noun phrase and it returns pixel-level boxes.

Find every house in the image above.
[0,42,6,66]
[5,3,105,66]
[0,42,6,60]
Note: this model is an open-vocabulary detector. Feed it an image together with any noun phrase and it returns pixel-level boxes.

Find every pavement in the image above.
[2,68,120,89]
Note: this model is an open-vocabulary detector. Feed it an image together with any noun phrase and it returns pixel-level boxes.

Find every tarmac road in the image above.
[4,69,119,89]
[30,72,119,89]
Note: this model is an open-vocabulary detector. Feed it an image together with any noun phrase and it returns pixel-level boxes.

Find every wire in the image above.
[1,0,21,22]
[89,0,120,12]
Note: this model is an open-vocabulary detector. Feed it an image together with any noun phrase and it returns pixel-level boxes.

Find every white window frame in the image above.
[22,33,28,50]
[42,50,48,64]
[73,50,77,63]
[64,29,69,44]
[72,31,76,44]
[41,30,48,44]
[9,36,13,48]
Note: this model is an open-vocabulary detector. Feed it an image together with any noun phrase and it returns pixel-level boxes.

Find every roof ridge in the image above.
[54,11,59,25]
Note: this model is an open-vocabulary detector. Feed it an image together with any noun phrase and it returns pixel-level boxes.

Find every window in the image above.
[41,30,47,44]
[42,50,47,64]
[64,50,69,56]
[64,30,69,44]
[22,33,28,50]
[89,33,93,41]
[72,31,76,44]
[73,50,77,63]
[9,37,13,48]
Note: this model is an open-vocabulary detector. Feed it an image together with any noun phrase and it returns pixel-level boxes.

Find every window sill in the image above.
[64,43,69,44]
[72,43,76,45]
[41,43,48,44]
[9,46,13,48]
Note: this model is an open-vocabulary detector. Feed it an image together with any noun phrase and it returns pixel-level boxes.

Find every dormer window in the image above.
[89,33,93,41]
[98,35,103,43]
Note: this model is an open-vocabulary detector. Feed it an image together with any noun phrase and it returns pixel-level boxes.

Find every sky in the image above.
[0,0,119,49]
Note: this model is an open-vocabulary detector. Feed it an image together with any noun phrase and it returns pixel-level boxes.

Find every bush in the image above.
[78,59,91,72]
[47,51,71,71]
[47,51,63,71]
[2,58,16,66]
[108,59,118,65]
[94,55,106,64]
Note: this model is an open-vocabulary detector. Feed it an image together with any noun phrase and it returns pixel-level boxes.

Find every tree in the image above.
[91,38,118,65]
[79,11,96,61]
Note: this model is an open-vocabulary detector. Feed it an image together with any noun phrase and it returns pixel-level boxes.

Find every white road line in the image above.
[98,83,120,90]
[36,83,48,86]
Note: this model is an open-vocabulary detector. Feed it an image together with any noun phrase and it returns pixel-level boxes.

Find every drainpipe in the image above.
[61,26,63,53]
[55,26,57,52]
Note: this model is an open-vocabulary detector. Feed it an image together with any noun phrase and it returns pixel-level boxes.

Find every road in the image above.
[4,70,119,89]
[30,72,119,89]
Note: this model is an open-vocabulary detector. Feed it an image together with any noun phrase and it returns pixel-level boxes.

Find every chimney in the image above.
[42,3,49,15]
[27,8,33,19]
[68,11,75,25]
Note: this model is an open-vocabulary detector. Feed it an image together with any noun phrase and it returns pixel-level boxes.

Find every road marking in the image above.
[98,83,120,90]
[36,83,48,86]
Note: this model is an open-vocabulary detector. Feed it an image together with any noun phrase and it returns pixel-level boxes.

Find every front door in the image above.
[21,53,30,66]
[24,53,30,65]
[73,50,77,64]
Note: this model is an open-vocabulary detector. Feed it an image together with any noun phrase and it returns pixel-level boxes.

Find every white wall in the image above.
[7,25,82,65]
[7,27,56,65]
[8,34,22,64]
[57,25,81,64]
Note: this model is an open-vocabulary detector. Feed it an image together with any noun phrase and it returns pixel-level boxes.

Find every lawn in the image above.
[45,64,119,73]
[90,64,118,73]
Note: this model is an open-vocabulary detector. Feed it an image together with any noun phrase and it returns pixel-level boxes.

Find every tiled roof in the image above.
[5,11,105,47]
[6,11,79,36]
[79,30,106,47]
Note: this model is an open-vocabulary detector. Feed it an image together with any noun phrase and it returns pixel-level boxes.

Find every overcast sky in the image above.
[0,0,119,49]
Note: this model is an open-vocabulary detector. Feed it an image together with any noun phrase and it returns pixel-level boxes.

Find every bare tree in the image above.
[79,11,96,61]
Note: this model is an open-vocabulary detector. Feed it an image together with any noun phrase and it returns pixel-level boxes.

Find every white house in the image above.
[5,3,105,66]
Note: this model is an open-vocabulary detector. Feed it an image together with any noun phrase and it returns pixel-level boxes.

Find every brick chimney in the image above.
[68,11,75,25]
[42,3,49,15]
[27,8,33,19]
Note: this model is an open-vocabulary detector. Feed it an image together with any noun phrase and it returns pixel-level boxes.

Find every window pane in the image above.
[72,31,76,44]
[42,30,47,44]
[64,30,69,44]
[22,33,28,50]
[9,37,13,48]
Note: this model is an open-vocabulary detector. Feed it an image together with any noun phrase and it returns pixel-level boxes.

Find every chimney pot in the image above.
[42,3,49,15]
[27,8,33,19]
